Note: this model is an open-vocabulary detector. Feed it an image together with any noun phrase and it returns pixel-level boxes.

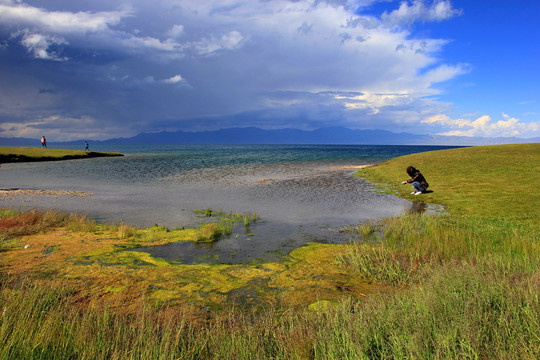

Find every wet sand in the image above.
[0,189,94,198]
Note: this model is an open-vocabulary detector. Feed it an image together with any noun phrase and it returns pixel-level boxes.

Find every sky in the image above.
[0,0,539,141]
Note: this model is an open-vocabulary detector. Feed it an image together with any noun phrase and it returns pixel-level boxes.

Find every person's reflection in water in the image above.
[406,201,427,214]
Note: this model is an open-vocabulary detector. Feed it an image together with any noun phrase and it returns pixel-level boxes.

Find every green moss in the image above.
[75,250,171,268]
[106,285,127,292]
[308,299,334,312]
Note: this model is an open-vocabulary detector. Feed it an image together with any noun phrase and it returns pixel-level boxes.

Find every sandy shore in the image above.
[328,165,373,170]
[0,189,94,198]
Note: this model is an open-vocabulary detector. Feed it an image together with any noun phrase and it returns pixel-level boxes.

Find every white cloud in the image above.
[190,30,244,56]
[382,0,462,27]
[422,113,540,137]
[335,91,415,114]
[420,63,470,84]
[163,75,184,84]
[121,35,181,52]
[0,1,129,34]
[18,31,68,60]
[166,24,184,39]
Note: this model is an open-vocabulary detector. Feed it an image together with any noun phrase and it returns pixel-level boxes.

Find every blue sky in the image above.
[0,0,538,141]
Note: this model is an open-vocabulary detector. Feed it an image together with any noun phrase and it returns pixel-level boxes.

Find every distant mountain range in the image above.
[1,127,539,146]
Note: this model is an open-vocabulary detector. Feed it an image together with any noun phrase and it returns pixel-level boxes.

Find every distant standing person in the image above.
[402,166,429,195]
[41,136,47,149]
[85,140,89,151]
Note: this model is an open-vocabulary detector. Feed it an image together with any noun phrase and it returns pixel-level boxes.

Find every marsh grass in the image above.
[63,213,101,233]
[195,209,260,224]
[117,222,137,239]
[0,269,537,360]
[1,209,537,359]
[0,209,66,244]
[0,209,112,246]
[193,209,261,242]
[338,213,538,285]
[339,221,378,240]
[195,222,227,242]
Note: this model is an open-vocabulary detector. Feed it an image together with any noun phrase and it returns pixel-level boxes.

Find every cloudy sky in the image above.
[0,0,539,141]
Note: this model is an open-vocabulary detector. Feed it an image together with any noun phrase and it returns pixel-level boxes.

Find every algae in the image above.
[1,209,378,309]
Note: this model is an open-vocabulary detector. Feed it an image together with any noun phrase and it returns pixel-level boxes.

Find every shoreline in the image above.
[328,164,373,170]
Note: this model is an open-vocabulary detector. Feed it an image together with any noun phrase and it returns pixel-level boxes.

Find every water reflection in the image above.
[408,201,428,213]
[405,200,445,215]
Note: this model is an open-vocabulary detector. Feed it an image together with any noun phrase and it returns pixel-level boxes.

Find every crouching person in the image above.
[402,166,429,195]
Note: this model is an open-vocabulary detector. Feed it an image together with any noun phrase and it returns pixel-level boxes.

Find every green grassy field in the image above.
[0,143,538,359]
[0,146,123,163]
[356,143,540,224]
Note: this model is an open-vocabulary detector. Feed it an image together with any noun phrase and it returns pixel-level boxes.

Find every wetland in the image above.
[0,144,447,263]
[1,143,538,359]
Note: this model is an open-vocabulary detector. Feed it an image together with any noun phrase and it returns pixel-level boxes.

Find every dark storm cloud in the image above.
[0,0,483,141]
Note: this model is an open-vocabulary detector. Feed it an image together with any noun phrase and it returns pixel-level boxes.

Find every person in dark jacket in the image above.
[402,166,429,195]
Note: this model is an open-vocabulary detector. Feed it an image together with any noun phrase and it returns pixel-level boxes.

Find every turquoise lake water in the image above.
[1,144,456,263]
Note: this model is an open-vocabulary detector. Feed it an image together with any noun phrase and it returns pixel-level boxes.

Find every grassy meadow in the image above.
[356,143,540,224]
[0,146,122,163]
[0,143,538,359]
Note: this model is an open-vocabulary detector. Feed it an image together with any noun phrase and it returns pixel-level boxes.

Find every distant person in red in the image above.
[402,166,429,195]
[41,136,47,149]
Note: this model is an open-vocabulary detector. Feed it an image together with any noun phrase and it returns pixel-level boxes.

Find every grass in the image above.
[337,213,538,285]
[0,146,123,163]
[1,271,536,359]
[0,209,72,245]
[355,143,540,224]
[0,143,539,359]
[193,208,261,242]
